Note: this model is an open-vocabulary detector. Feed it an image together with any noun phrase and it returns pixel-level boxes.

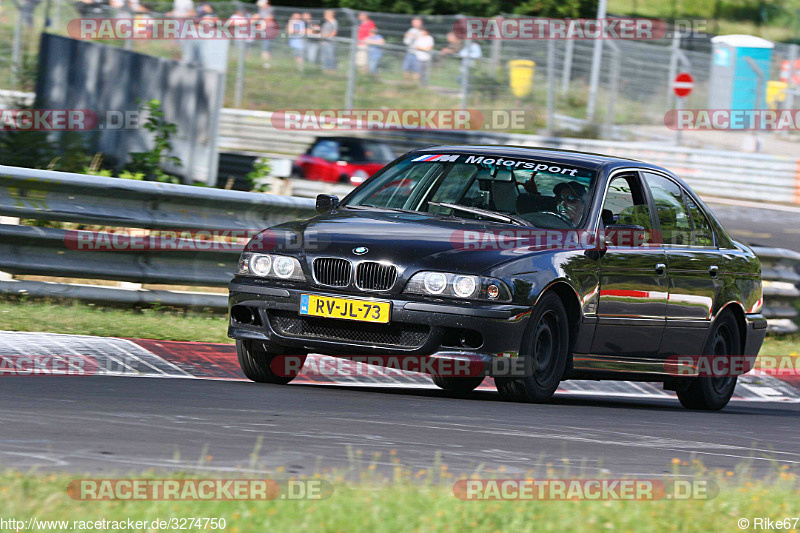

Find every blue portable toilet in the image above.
[708,35,774,112]
[708,35,775,109]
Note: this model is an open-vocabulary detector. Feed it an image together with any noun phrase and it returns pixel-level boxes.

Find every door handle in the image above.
[709,265,719,278]
[655,263,667,276]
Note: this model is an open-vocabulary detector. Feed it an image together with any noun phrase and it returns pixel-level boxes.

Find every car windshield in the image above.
[345,153,597,228]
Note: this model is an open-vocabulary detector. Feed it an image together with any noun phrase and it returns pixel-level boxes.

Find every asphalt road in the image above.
[707,199,800,252]
[1,376,798,477]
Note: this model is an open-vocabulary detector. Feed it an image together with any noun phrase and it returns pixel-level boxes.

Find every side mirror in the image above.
[316,194,340,214]
[603,224,648,248]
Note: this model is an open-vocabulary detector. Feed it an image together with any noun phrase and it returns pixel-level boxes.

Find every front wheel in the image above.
[676,312,741,410]
[236,340,306,384]
[495,292,569,403]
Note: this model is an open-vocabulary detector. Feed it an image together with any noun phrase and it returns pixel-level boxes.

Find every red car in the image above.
[292,137,395,186]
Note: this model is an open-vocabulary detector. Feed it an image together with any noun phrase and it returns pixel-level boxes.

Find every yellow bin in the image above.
[509,59,535,98]
[766,80,787,109]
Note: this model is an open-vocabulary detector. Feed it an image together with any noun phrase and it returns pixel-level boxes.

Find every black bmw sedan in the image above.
[228,146,766,410]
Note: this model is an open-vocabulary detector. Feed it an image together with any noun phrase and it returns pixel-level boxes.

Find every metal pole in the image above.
[546,38,555,135]
[675,95,683,146]
[233,42,246,108]
[489,21,502,77]
[666,31,680,109]
[343,8,358,111]
[560,39,573,95]
[605,42,620,139]
[585,0,607,123]
[784,44,798,111]
[459,40,471,110]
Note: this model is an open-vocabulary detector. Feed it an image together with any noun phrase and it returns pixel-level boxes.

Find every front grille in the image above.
[313,257,352,287]
[356,262,397,291]
[269,310,429,348]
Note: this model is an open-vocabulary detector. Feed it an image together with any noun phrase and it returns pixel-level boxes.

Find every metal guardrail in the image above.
[218,109,800,206]
[753,247,800,335]
[0,165,798,333]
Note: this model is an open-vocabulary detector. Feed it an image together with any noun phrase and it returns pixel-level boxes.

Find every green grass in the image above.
[0,299,232,343]
[0,467,798,532]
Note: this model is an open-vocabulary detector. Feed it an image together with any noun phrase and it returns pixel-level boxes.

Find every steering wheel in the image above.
[520,211,575,229]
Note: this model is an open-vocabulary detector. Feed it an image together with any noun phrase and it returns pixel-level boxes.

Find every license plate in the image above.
[299,294,391,324]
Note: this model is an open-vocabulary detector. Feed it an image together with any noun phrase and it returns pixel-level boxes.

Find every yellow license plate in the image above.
[299,294,391,324]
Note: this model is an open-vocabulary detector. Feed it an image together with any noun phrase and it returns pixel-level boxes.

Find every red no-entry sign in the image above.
[673,72,694,98]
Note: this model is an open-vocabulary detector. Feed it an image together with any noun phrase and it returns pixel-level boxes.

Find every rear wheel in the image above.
[676,312,740,410]
[431,375,485,393]
[236,340,306,384]
[495,292,569,403]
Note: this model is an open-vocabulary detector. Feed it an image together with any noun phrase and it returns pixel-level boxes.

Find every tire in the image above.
[339,173,351,184]
[236,340,306,385]
[431,375,485,393]
[290,166,305,179]
[495,292,569,403]
[676,312,741,411]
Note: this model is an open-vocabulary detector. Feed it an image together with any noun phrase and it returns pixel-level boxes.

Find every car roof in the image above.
[409,144,648,171]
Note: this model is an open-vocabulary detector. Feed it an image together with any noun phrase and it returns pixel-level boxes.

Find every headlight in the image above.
[404,271,511,302]
[453,275,477,298]
[250,254,272,277]
[237,252,305,281]
[423,272,447,294]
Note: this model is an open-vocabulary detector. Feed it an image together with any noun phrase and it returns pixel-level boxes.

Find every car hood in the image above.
[247,208,534,275]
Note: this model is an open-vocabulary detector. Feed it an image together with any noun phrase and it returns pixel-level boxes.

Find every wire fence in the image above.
[2,0,799,136]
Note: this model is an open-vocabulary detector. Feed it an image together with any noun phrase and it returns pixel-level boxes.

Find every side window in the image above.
[684,194,715,247]
[643,173,692,246]
[310,140,340,161]
[601,175,652,230]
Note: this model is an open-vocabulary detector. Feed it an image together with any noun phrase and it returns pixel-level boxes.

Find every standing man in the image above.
[356,12,375,73]
[287,13,306,71]
[303,12,321,66]
[413,28,434,86]
[320,9,338,73]
[402,17,423,81]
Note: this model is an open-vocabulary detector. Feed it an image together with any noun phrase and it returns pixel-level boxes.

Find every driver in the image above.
[553,181,587,226]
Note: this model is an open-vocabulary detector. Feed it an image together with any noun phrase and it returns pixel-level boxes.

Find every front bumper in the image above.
[227,279,532,367]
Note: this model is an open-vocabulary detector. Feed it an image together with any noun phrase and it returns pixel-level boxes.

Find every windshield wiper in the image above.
[427,202,529,226]
[346,204,418,214]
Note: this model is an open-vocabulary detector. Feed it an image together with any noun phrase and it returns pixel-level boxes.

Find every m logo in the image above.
[411,154,460,163]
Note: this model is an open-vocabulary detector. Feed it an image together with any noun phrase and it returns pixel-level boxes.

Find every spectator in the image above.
[412,28,434,86]
[256,0,272,18]
[441,32,482,88]
[356,12,375,72]
[364,26,385,74]
[402,17,423,81]
[197,3,215,18]
[170,0,194,17]
[303,12,320,65]
[320,10,338,73]
[287,13,306,71]
[256,13,276,67]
